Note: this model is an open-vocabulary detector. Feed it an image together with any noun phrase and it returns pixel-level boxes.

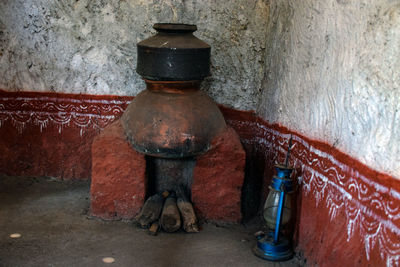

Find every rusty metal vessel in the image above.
[136,23,210,81]
[122,23,226,158]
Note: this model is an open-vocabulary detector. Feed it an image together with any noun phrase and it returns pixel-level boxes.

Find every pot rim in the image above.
[153,23,197,33]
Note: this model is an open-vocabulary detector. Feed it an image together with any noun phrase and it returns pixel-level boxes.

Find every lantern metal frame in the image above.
[253,164,294,261]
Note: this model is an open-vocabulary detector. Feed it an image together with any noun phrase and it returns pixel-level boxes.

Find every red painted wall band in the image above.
[0,90,132,178]
[1,90,399,266]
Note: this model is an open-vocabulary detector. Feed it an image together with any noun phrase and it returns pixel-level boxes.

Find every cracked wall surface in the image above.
[0,0,269,110]
[258,0,400,178]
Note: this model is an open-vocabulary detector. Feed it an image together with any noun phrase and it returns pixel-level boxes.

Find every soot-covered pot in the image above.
[122,23,226,158]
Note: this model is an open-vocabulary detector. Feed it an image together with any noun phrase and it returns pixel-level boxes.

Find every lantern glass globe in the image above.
[263,188,292,230]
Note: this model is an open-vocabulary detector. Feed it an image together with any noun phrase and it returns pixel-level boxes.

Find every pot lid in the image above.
[136,23,211,81]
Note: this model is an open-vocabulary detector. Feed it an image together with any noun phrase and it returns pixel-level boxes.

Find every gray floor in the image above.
[0,176,302,267]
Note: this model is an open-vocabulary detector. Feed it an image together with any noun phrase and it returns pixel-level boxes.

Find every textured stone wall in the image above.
[0,0,268,110]
[259,0,400,178]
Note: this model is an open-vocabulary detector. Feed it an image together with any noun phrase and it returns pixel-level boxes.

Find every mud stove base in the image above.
[90,119,246,223]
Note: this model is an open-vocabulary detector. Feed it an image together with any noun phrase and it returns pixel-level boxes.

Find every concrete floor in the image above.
[0,176,302,267]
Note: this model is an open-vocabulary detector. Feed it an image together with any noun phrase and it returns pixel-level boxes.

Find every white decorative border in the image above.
[0,94,131,135]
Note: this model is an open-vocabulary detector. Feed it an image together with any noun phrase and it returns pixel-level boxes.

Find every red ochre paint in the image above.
[90,120,245,223]
[1,90,399,266]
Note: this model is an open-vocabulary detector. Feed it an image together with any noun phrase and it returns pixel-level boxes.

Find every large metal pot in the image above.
[121,23,226,158]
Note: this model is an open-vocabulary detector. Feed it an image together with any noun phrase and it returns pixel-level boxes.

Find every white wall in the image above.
[0,0,268,110]
[258,0,400,178]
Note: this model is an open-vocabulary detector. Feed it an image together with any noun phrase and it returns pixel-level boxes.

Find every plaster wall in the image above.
[259,0,400,178]
[0,0,268,110]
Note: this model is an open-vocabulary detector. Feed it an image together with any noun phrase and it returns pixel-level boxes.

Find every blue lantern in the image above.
[254,136,295,261]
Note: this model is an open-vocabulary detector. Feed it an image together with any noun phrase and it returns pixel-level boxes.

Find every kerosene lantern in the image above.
[253,137,294,261]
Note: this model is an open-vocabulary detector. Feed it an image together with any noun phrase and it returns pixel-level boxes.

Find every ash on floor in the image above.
[0,176,303,267]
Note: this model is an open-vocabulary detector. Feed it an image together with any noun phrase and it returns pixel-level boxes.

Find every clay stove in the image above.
[90,24,246,230]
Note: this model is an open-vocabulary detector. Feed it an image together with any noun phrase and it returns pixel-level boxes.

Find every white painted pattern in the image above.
[0,94,131,135]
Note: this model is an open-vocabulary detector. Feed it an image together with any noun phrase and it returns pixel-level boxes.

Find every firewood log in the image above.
[177,197,199,233]
[160,196,181,233]
[135,194,164,228]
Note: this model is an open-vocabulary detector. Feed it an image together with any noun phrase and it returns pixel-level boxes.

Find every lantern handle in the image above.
[284,135,293,167]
